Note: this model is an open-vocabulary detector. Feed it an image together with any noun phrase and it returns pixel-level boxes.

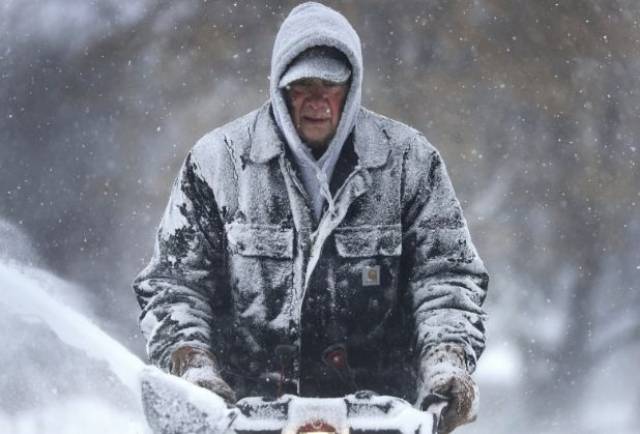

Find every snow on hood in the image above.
[270,2,363,220]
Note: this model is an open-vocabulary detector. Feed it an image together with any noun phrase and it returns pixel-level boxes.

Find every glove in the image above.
[415,344,479,434]
[169,346,236,404]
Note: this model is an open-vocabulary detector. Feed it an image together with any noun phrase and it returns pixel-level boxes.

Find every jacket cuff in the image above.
[419,343,468,381]
[169,345,220,377]
[415,344,470,408]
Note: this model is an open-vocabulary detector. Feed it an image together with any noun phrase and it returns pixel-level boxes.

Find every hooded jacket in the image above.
[134,2,488,401]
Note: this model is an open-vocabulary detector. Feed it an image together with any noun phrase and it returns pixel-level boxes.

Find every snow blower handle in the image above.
[141,367,444,434]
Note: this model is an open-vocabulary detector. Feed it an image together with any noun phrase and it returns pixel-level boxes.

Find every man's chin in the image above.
[301,132,334,150]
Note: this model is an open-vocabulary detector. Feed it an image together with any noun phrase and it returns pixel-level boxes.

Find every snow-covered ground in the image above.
[0,259,148,433]
[0,397,144,434]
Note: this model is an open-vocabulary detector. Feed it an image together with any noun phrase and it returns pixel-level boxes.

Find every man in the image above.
[133,3,488,433]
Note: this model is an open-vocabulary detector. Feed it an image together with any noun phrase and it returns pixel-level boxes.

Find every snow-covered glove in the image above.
[415,345,479,434]
[169,346,236,404]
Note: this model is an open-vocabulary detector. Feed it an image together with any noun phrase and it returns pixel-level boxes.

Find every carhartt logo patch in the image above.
[362,265,381,286]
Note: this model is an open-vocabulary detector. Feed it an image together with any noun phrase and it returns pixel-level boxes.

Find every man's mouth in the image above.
[302,115,330,123]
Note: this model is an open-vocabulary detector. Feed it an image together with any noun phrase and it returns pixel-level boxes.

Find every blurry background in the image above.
[1,1,638,433]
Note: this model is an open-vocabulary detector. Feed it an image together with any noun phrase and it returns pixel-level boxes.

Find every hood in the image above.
[270,2,363,221]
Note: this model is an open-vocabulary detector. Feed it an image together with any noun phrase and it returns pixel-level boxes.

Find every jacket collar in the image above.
[353,109,390,168]
[249,104,390,169]
[249,103,286,163]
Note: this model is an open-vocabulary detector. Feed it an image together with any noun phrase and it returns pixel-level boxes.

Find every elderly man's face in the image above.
[286,78,348,154]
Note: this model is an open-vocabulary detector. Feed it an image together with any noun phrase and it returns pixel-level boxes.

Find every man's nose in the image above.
[306,96,328,110]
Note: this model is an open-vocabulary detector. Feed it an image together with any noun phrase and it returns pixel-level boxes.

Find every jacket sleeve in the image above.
[402,134,489,373]
[132,150,229,371]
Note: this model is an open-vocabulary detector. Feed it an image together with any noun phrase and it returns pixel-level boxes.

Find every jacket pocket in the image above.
[226,223,293,259]
[332,224,402,321]
[225,223,293,322]
[334,224,402,258]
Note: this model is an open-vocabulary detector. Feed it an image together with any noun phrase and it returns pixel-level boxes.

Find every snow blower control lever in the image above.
[140,367,447,434]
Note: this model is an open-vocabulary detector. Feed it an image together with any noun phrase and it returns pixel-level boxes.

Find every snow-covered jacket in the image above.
[133,104,489,400]
[133,2,488,401]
